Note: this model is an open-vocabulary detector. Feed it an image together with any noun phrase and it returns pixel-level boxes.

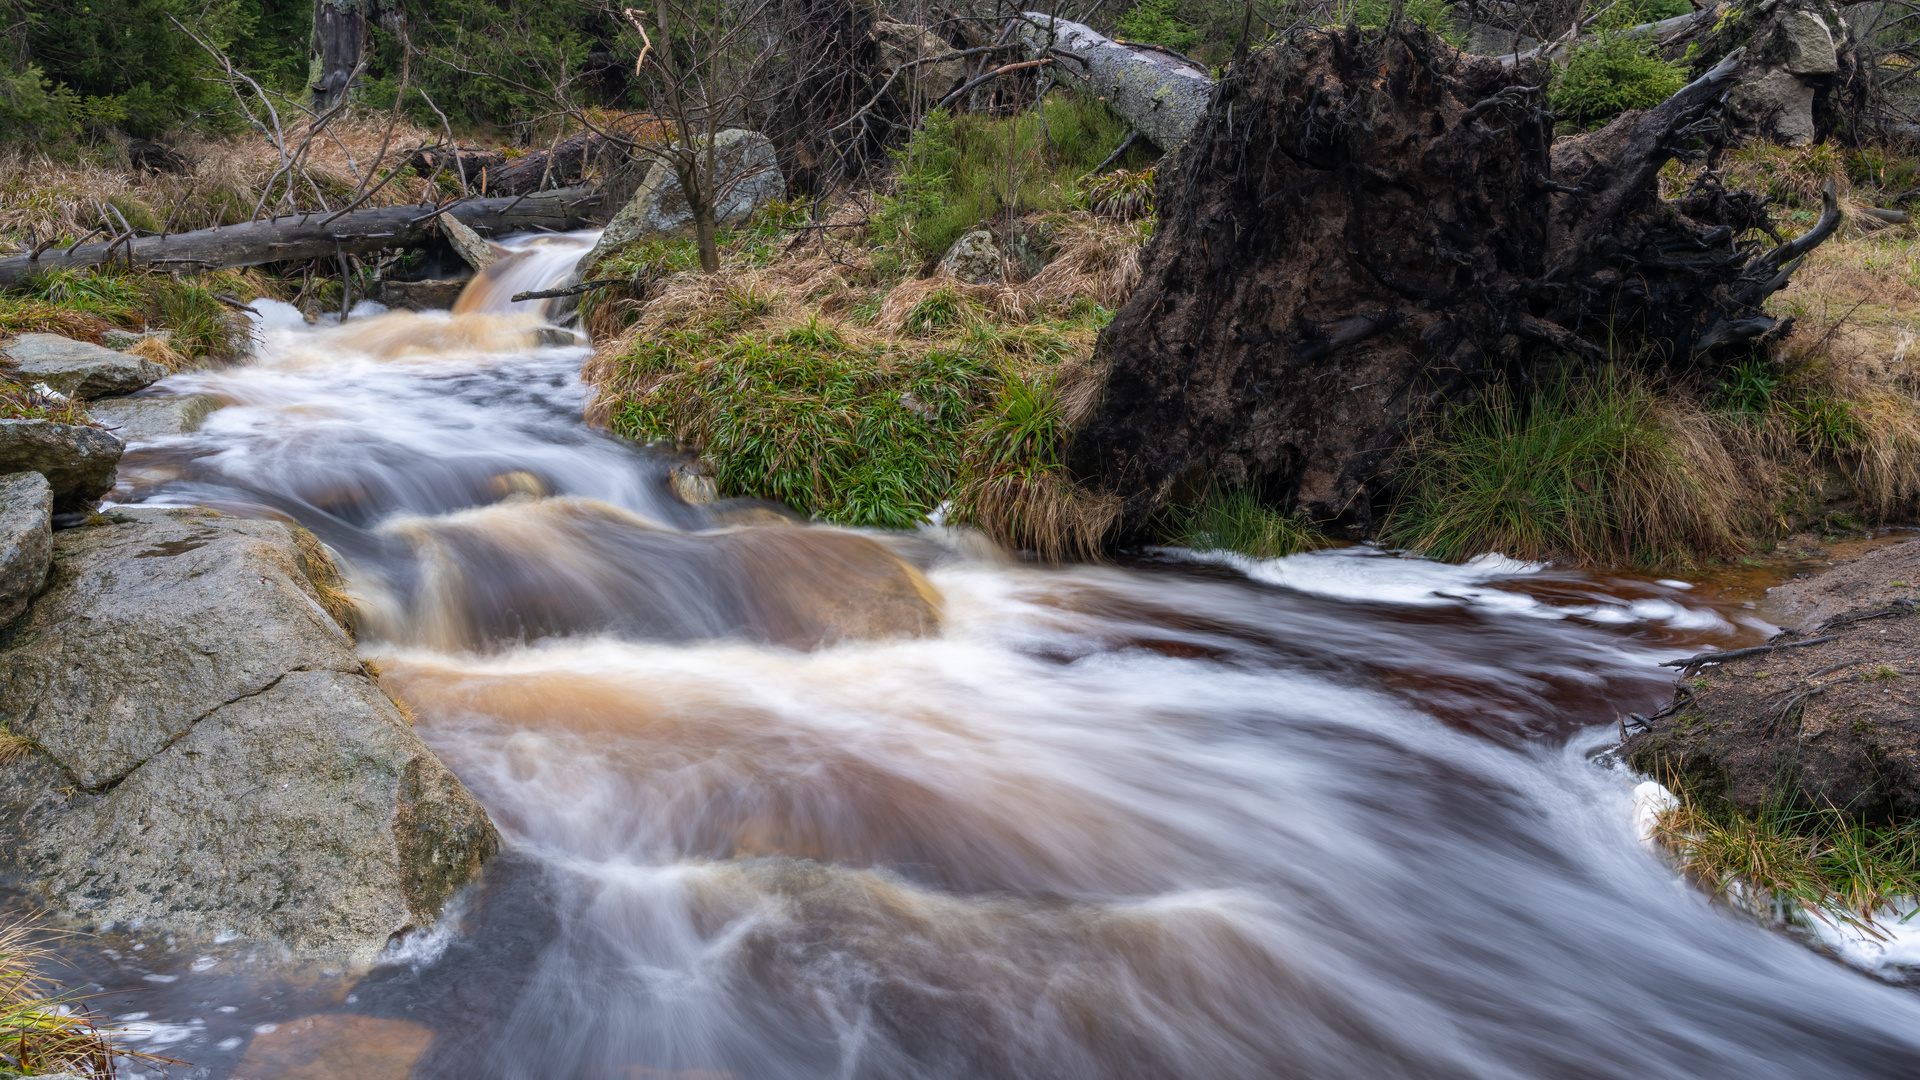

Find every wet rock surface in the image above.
[0,470,50,625]
[1,333,168,399]
[86,393,223,442]
[0,418,123,506]
[1626,539,1920,819]
[0,506,498,962]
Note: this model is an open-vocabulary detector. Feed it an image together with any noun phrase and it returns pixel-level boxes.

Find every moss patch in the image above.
[1,266,276,363]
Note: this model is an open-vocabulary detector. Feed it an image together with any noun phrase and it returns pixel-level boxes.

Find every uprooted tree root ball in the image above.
[1071,26,1839,543]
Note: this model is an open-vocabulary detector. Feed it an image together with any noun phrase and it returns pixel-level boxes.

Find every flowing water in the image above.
[32,231,1920,1078]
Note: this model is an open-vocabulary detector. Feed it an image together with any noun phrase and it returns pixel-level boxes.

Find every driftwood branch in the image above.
[935,58,1051,111]
[510,278,625,302]
[1660,636,1839,670]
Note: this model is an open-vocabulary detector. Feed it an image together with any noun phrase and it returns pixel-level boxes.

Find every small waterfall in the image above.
[453,231,601,319]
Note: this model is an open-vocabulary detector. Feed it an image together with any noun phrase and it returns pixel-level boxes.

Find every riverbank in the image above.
[1625,534,1920,944]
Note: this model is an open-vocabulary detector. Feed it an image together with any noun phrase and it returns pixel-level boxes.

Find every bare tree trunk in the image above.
[1018,13,1213,150]
[693,204,721,273]
[312,0,365,109]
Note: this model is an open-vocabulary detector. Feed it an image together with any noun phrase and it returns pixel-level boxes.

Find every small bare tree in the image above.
[430,0,911,272]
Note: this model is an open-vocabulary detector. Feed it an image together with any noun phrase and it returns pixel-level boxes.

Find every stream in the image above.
[32,231,1920,1078]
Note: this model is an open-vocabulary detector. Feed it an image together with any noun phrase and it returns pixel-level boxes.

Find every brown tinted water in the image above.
[25,233,1920,1079]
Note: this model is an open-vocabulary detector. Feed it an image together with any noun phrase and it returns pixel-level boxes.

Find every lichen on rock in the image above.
[0,507,498,963]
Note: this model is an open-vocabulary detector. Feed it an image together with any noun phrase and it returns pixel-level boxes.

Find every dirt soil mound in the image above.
[1627,540,1920,819]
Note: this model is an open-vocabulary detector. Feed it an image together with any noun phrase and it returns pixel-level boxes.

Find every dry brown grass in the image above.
[290,525,359,637]
[965,468,1120,561]
[1765,230,1920,521]
[124,334,188,372]
[0,923,122,1079]
[0,733,31,765]
[871,213,1146,332]
[361,660,419,725]
[0,113,448,248]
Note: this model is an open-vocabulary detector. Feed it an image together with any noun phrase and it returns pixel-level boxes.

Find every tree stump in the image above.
[1070,27,1839,539]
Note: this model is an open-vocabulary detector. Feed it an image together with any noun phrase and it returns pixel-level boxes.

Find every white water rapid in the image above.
[52,231,1920,1079]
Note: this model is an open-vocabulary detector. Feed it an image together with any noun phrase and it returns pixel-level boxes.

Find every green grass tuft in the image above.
[872,92,1142,274]
[3,266,264,362]
[1550,32,1689,129]
[1335,0,1463,44]
[609,322,997,529]
[1172,486,1329,559]
[1656,798,1920,930]
[1383,371,1743,567]
[0,923,124,1078]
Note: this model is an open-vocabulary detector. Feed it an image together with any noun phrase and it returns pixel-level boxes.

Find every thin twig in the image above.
[1662,636,1839,670]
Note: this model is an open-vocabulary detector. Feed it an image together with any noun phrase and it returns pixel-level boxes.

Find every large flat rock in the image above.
[2,333,168,399]
[0,470,50,625]
[0,507,498,961]
[86,393,223,443]
[581,129,784,272]
[0,419,122,505]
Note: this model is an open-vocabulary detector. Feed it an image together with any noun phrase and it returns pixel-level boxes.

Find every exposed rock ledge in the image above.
[0,507,498,963]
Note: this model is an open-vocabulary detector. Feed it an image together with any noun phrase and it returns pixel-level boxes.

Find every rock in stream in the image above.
[0,507,499,962]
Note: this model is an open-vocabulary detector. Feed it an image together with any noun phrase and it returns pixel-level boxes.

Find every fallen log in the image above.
[1018,13,1213,151]
[1069,28,1835,538]
[0,188,603,286]
[407,146,508,180]
[408,136,604,197]
[485,134,603,196]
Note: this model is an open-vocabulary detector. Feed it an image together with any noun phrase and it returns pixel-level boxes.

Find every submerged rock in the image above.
[2,333,168,399]
[720,525,944,647]
[85,393,223,442]
[378,278,470,311]
[0,507,498,962]
[0,471,50,625]
[581,130,785,271]
[362,497,939,651]
[0,419,123,506]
